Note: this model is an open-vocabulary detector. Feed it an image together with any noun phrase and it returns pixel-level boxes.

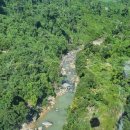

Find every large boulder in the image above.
[62,83,71,89]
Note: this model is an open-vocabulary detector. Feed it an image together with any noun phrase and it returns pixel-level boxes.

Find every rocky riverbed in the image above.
[21,47,82,130]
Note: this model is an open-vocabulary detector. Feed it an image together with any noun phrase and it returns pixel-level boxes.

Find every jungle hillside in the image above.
[0,0,130,130]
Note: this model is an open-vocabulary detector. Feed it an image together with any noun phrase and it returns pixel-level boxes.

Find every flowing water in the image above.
[36,93,74,130]
[34,48,82,130]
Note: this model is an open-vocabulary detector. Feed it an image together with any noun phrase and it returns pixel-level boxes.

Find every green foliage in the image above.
[64,1,130,129]
[65,37,130,129]
[0,0,130,129]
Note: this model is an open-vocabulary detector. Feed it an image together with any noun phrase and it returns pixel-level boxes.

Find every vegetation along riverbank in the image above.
[0,0,130,130]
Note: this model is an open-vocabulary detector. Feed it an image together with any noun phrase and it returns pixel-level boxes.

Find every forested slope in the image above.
[0,0,130,130]
[0,0,107,129]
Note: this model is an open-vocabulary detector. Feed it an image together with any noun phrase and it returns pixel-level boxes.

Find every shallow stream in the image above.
[35,49,81,130]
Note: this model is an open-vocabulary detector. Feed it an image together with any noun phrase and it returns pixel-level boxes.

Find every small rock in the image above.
[48,96,55,101]
[42,121,53,128]
[38,126,43,130]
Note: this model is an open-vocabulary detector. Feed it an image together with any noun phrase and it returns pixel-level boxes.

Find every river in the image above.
[33,48,82,130]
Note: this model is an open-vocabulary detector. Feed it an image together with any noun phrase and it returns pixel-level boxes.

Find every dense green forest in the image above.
[0,0,130,130]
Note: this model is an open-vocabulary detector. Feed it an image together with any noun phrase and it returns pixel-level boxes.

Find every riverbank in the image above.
[21,87,68,130]
[21,48,82,130]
